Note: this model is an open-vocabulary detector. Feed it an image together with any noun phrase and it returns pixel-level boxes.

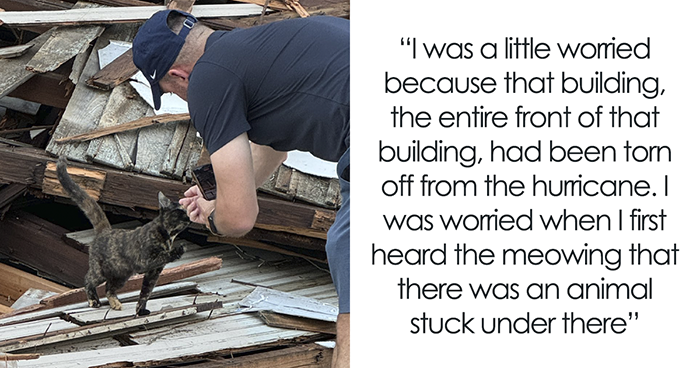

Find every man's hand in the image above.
[179,185,215,225]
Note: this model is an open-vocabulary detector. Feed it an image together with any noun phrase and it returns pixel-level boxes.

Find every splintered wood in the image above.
[42,160,106,201]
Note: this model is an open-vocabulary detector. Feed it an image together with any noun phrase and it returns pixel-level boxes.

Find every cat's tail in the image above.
[56,156,111,233]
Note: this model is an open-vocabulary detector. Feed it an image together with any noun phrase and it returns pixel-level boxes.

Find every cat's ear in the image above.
[157,192,171,209]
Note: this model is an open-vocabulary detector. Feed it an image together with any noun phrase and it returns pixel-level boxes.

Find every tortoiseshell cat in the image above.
[57,156,190,315]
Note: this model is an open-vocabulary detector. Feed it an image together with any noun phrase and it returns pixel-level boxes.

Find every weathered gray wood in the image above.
[10,289,57,310]
[0,282,198,327]
[45,23,139,163]
[0,4,264,26]
[134,117,176,177]
[0,43,34,59]
[260,164,341,209]
[160,121,190,177]
[67,294,227,324]
[178,129,203,179]
[0,303,216,353]
[0,30,54,99]
[25,3,104,74]
[25,25,103,73]
[85,82,149,170]
[0,317,76,343]
[29,337,121,356]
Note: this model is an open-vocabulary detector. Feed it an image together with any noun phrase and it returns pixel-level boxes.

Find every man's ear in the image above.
[168,68,190,82]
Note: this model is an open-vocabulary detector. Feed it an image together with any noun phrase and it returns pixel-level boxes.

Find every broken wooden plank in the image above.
[86,48,137,91]
[54,113,190,144]
[66,293,225,324]
[0,29,55,99]
[0,263,69,304]
[42,160,106,201]
[84,81,146,169]
[160,120,192,177]
[44,24,127,163]
[0,4,264,26]
[204,1,348,30]
[0,43,33,59]
[209,235,327,263]
[0,282,198,326]
[0,302,220,353]
[168,344,332,368]
[166,0,195,13]
[0,210,89,287]
[256,198,335,239]
[242,227,327,252]
[123,314,320,362]
[0,146,335,236]
[260,164,341,209]
[0,316,77,343]
[24,2,104,74]
[0,305,12,315]
[41,257,222,309]
[0,353,40,361]
[283,0,310,18]
[258,311,336,335]
[25,25,103,73]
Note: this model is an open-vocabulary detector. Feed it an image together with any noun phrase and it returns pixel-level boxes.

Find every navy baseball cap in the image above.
[132,9,197,110]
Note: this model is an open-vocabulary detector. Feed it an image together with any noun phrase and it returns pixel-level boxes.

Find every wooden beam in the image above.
[0,263,70,303]
[182,344,332,368]
[0,145,335,237]
[0,210,89,287]
[0,302,221,353]
[54,113,190,144]
[258,311,336,335]
[0,0,72,12]
[43,160,107,201]
[0,4,264,26]
[211,235,327,263]
[0,353,40,361]
[204,2,349,30]
[40,256,223,309]
[0,305,13,315]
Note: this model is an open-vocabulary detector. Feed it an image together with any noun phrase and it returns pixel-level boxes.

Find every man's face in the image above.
[160,76,189,102]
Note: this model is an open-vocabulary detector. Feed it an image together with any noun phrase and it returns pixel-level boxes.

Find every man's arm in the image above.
[250,141,288,187]
[181,132,287,237]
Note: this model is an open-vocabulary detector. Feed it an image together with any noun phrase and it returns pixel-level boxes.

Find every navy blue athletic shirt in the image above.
[188,16,350,162]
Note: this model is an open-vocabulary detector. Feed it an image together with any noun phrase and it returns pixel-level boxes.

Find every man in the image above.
[132,10,350,367]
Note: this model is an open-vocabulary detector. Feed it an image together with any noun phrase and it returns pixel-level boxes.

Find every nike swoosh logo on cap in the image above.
[150,70,157,79]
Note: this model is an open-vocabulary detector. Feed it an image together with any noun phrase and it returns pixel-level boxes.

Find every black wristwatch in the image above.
[207,209,222,236]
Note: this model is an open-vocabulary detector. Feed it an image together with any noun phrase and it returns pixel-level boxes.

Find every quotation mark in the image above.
[401,37,416,58]
[628,312,639,320]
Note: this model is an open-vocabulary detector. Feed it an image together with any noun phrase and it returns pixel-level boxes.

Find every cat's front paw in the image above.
[136,308,151,316]
[108,296,123,310]
[170,245,185,260]
[88,299,101,308]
